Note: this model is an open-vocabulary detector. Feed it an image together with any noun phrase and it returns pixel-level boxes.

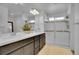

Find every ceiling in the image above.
[0,3,70,17]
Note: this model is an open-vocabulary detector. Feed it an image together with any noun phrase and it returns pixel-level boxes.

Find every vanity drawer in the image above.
[40,33,45,49]
[23,42,34,55]
[0,38,33,55]
[8,47,24,55]
[9,42,34,55]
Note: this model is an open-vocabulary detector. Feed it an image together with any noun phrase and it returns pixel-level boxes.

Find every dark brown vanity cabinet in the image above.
[0,33,45,55]
[23,42,34,55]
[8,47,24,55]
[0,38,34,55]
[40,33,45,49]
[34,36,40,54]
[34,33,46,54]
[9,41,34,55]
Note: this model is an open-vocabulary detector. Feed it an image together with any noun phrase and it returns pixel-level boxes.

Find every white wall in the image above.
[48,11,68,18]
[68,4,79,53]
[73,4,79,54]
[68,4,79,54]
[13,16,25,32]
[0,6,8,34]
[35,14,44,32]
[69,4,75,50]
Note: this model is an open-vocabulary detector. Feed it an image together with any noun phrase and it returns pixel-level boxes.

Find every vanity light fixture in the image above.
[49,17,54,21]
[30,9,39,15]
[55,17,65,20]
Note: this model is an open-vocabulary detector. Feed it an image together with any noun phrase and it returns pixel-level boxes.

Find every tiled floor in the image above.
[38,44,73,55]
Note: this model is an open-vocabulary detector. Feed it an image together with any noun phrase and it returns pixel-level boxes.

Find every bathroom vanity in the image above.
[0,32,45,55]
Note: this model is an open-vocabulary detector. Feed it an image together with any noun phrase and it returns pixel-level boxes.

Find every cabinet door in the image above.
[35,39,39,49]
[40,39,43,49]
[45,32,54,45]
[40,33,45,49]
[9,48,23,55]
[55,32,70,48]
[23,42,34,55]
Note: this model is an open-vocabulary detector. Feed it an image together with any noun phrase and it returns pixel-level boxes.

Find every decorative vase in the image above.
[22,21,31,33]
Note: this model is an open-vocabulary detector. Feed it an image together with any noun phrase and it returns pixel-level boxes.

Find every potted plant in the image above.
[22,21,31,33]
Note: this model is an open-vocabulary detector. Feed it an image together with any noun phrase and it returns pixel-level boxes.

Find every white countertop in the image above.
[0,31,44,47]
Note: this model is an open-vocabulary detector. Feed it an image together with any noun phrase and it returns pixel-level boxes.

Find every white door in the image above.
[44,22,55,45]
[55,32,70,48]
[45,32,55,45]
